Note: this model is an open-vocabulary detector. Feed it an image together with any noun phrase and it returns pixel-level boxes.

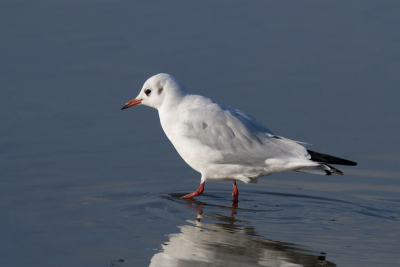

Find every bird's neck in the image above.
[158,90,190,113]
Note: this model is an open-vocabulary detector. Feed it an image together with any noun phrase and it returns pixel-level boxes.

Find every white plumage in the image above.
[122,73,356,201]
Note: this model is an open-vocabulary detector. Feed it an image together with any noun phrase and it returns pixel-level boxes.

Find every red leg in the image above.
[232,181,239,203]
[181,183,205,199]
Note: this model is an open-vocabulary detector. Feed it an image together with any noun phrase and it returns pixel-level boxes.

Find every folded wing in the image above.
[179,99,310,165]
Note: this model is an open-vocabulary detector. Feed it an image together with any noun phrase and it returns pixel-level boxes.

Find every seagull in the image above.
[122,73,356,203]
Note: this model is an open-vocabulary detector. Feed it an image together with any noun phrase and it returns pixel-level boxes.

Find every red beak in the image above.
[121,98,142,110]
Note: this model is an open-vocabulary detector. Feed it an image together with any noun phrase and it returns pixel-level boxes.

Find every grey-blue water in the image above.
[1,1,399,266]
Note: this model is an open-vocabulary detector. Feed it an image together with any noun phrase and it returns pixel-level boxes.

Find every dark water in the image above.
[1,1,400,266]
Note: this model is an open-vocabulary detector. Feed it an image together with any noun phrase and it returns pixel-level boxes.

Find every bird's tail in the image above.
[295,164,343,175]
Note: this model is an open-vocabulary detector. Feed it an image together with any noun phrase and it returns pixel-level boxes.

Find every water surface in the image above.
[1,1,400,266]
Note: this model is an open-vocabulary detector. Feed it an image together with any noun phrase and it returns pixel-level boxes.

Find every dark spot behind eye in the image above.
[145,89,151,96]
[158,87,163,95]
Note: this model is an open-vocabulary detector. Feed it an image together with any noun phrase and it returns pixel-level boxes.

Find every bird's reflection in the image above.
[150,197,336,267]
[181,198,237,222]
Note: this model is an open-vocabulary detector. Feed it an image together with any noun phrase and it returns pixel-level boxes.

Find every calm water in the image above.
[1,1,400,266]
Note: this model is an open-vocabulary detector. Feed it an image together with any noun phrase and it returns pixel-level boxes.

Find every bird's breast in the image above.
[159,113,224,171]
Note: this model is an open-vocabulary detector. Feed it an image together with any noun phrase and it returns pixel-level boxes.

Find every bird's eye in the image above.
[145,89,151,96]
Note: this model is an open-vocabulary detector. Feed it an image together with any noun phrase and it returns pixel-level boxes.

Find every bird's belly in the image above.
[169,137,267,180]
[203,164,268,182]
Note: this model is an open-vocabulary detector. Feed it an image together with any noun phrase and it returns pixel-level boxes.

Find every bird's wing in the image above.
[178,99,309,165]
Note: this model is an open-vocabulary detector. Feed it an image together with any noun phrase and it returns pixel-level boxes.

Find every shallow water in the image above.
[1,1,400,266]
[3,178,399,266]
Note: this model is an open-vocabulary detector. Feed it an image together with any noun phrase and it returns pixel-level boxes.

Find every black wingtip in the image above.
[307,150,357,166]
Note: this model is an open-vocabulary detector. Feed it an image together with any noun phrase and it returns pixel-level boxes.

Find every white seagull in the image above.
[122,74,356,202]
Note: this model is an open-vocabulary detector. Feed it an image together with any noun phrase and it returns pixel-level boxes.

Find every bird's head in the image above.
[121,73,189,111]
